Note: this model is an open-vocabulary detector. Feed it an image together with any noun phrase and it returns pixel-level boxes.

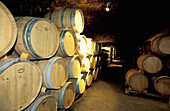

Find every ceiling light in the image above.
[105,2,112,12]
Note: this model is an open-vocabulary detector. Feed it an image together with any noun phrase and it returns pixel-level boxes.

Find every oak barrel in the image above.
[89,56,97,69]
[85,71,93,87]
[0,1,17,57]
[56,29,77,57]
[76,74,86,94]
[75,34,87,58]
[47,82,75,109]
[14,16,59,60]
[150,36,170,55]
[93,42,100,55]
[44,8,84,33]
[64,55,82,78]
[27,94,57,111]
[96,56,101,67]
[86,38,95,55]
[92,68,99,81]
[35,56,67,89]
[69,74,86,95]
[141,41,151,54]
[81,56,90,72]
[125,69,149,92]
[0,58,42,111]
[153,76,170,95]
[137,54,163,74]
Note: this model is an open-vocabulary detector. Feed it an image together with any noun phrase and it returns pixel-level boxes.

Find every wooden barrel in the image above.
[14,16,59,60]
[137,54,163,74]
[125,69,149,92]
[47,82,75,109]
[76,74,86,94]
[81,56,90,72]
[153,76,170,95]
[64,55,82,78]
[75,34,87,58]
[0,58,42,111]
[85,71,93,87]
[86,38,95,55]
[27,94,57,111]
[69,74,86,94]
[150,36,170,55]
[44,8,84,33]
[56,29,77,57]
[96,56,101,67]
[92,68,99,81]
[89,56,97,69]
[0,1,17,57]
[141,41,151,54]
[35,56,67,89]
[93,42,100,55]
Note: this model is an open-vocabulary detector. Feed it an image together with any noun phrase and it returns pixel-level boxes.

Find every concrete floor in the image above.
[68,66,170,111]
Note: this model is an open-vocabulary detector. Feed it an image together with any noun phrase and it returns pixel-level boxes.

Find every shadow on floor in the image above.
[67,66,169,111]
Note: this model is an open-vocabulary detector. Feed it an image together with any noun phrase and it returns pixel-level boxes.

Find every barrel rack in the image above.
[124,82,170,109]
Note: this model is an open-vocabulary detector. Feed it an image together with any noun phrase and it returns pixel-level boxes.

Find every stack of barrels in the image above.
[0,1,101,111]
[125,28,170,96]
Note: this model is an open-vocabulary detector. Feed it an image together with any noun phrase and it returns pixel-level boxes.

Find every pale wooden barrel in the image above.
[89,55,98,69]
[75,34,87,58]
[14,16,59,60]
[64,55,82,78]
[96,56,101,67]
[86,38,95,55]
[47,82,75,109]
[0,58,42,111]
[137,54,163,74]
[150,36,170,55]
[81,56,90,72]
[69,74,86,95]
[56,29,77,57]
[92,68,99,81]
[153,76,170,95]
[76,74,86,94]
[125,69,149,92]
[85,71,93,87]
[44,8,84,33]
[26,94,57,111]
[0,1,17,57]
[35,56,67,89]
[93,42,100,55]
[141,40,154,54]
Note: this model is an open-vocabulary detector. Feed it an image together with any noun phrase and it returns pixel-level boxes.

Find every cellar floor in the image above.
[68,66,169,111]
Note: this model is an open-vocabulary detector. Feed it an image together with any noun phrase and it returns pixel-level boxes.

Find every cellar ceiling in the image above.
[1,0,170,49]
